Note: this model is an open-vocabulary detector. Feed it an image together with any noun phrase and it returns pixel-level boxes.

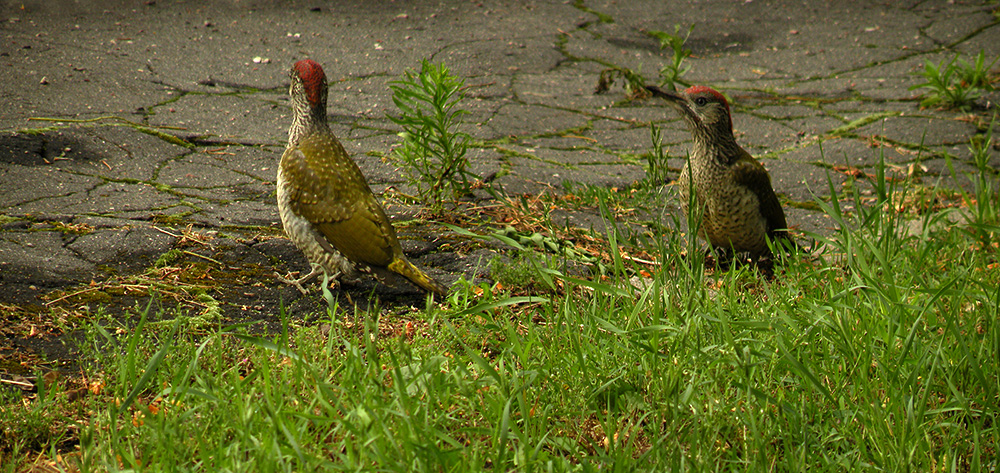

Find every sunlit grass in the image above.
[2,140,998,471]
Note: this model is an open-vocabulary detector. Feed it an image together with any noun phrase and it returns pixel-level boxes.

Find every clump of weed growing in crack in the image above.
[595,24,694,98]
[909,50,998,111]
[595,65,650,99]
[648,24,694,91]
[389,60,481,212]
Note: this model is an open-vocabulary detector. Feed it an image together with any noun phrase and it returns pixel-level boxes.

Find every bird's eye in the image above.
[694,97,708,106]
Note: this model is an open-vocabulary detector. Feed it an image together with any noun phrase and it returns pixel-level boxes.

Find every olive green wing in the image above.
[316,194,400,268]
[280,134,400,268]
[731,149,788,237]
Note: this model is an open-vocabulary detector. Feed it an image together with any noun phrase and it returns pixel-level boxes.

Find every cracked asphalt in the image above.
[1,1,998,364]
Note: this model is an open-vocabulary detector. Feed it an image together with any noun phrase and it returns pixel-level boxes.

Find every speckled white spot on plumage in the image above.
[276,162,356,281]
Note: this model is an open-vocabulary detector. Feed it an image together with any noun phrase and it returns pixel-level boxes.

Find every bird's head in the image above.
[290,59,328,110]
[646,85,734,140]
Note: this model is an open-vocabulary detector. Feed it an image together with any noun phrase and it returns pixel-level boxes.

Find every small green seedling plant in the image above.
[648,24,694,91]
[389,59,479,210]
[957,50,998,90]
[595,24,694,98]
[910,50,998,110]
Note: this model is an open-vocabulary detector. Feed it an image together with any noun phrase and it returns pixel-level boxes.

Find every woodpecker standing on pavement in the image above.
[276,59,448,297]
[646,85,791,260]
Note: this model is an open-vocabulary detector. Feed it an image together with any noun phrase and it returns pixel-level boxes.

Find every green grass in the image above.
[2,144,999,471]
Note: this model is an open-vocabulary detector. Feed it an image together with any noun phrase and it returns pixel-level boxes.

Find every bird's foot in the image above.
[274,265,322,295]
[749,254,777,280]
[318,270,343,293]
[705,247,735,269]
[720,251,778,279]
[274,271,310,294]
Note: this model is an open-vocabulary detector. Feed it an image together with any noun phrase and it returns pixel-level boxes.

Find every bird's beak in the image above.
[645,85,685,104]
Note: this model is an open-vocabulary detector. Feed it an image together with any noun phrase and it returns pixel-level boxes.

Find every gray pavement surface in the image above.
[1,1,998,360]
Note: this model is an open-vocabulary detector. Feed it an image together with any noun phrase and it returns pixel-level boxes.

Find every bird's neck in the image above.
[691,126,740,166]
[288,105,328,146]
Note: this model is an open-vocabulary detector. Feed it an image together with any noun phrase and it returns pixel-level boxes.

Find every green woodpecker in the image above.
[276,59,447,297]
[646,85,790,258]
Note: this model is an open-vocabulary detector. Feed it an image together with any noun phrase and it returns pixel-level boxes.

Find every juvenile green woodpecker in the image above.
[276,59,448,297]
[646,85,790,257]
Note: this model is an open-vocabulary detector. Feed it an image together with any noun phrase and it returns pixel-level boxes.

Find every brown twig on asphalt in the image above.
[43,285,105,306]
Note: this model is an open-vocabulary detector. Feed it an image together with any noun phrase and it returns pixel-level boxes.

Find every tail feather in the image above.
[388,257,449,297]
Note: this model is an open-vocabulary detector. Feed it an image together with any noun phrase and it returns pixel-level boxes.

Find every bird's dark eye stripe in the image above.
[694,97,708,106]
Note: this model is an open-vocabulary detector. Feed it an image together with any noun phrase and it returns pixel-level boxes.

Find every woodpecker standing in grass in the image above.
[275,59,448,297]
[646,85,791,261]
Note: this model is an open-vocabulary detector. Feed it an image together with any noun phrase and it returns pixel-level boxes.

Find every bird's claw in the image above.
[274,270,310,295]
